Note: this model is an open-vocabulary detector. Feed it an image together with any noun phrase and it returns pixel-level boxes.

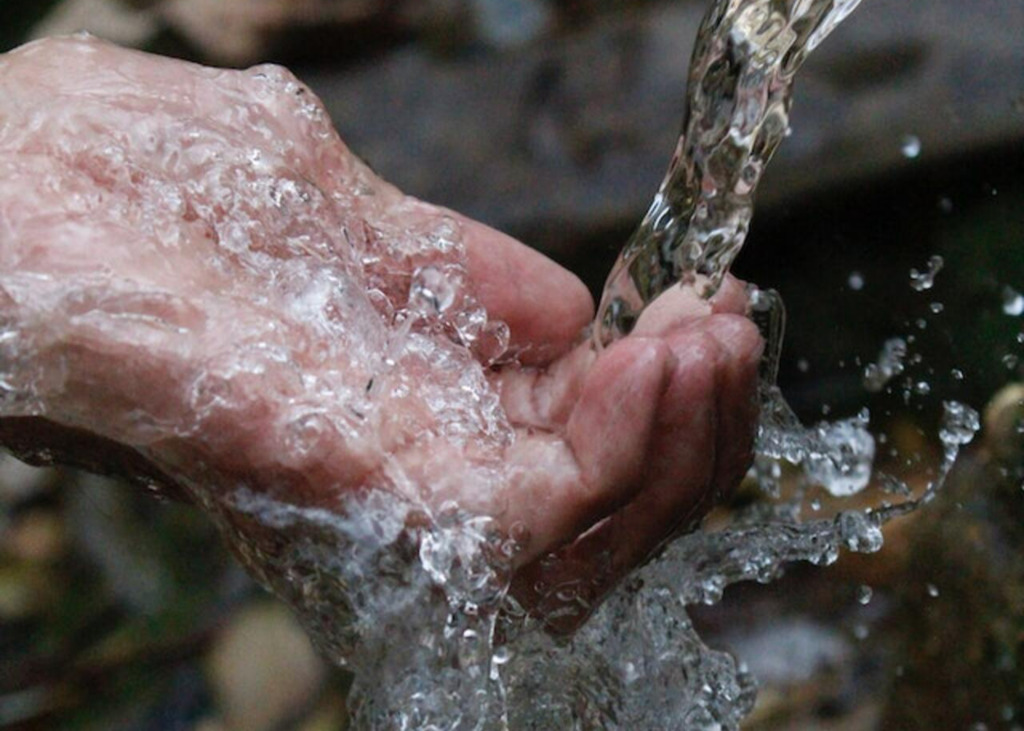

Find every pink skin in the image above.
[0,37,763,631]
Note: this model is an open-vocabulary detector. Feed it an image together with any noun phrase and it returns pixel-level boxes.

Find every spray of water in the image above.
[0,2,983,727]
[211,1,979,728]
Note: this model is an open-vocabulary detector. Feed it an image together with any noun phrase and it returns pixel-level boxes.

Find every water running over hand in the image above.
[596,0,862,344]
[236,0,983,727]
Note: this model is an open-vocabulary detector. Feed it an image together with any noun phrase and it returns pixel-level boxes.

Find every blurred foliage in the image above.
[0,467,348,730]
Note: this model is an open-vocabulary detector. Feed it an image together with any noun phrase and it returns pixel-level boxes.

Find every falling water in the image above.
[0,1,984,728]
[215,0,982,728]
[217,1,976,728]
[595,0,862,344]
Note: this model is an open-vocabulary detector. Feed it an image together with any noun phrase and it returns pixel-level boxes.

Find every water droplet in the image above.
[938,196,954,214]
[863,338,907,393]
[797,358,810,373]
[837,510,884,553]
[900,134,921,159]
[1002,286,1024,316]
[410,265,457,314]
[926,583,940,598]
[847,271,864,290]
[853,623,870,640]
[909,255,944,291]
[1004,354,1020,370]
[856,585,873,605]
[939,401,981,448]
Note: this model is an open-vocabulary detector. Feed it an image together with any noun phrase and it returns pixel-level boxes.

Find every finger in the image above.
[488,340,594,431]
[457,214,595,365]
[512,314,763,631]
[512,330,719,629]
[631,274,750,337]
[709,274,751,317]
[489,336,673,565]
[701,314,763,497]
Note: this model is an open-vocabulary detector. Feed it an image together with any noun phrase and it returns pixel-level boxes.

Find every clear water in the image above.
[209,1,976,728]
[0,5,984,728]
[595,0,862,344]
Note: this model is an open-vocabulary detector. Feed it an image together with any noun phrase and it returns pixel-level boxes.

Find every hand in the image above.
[0,37,763,631]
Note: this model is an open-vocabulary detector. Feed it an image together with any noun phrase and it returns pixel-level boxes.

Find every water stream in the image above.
[214,1,979,728]
[0,2,986,728]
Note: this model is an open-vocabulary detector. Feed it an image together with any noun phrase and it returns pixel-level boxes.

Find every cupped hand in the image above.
[0,37,763,630]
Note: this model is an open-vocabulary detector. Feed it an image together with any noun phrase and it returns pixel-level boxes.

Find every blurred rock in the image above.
[29,0,158,47]
[983,382,1024,462]
[299,0,1024,259]
[470,0,552,48]
[0,453,56,504]
[2,509,64,563]
[879,409,1024,728]
[0,563,57,619]
[206,601,328,731]
[67,474,171,613]
[158,0,386,66]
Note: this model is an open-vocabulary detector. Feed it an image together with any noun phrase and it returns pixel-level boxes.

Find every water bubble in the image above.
[909,255,944,291]
[852,623,870,640]
[797,358,810,373]
[1002,286,1024,316]
[410,265,456,314]
[939,401,981,448]
[929,302,944,314]
[1004,354,1020,370]
[856,585,873,605]
[938,197,954,214]
[926,583,940,598]
[951,368,965,381]
[880,473,911,497]
[837,511,884,553]
[900,134,922,159]
[803,417,876,496]
[915,381,931,396]
[863,338,907,392]
[847,271,864,290]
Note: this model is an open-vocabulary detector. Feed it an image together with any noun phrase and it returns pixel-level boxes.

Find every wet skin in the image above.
[0,37,762,630]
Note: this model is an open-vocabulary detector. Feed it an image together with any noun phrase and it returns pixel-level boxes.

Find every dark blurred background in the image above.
[1,1,1023,729]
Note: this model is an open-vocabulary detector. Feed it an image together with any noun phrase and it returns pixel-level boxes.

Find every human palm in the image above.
[0,37,762,629]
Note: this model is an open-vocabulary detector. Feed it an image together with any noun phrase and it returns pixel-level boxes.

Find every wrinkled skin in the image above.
[0,37,762,631]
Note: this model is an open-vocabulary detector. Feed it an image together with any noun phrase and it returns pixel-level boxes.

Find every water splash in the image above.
[0,7,984,730]
[863,337,909,393]
[216,0,930,725]
[595,0,864,344]
[910,254,945,292]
